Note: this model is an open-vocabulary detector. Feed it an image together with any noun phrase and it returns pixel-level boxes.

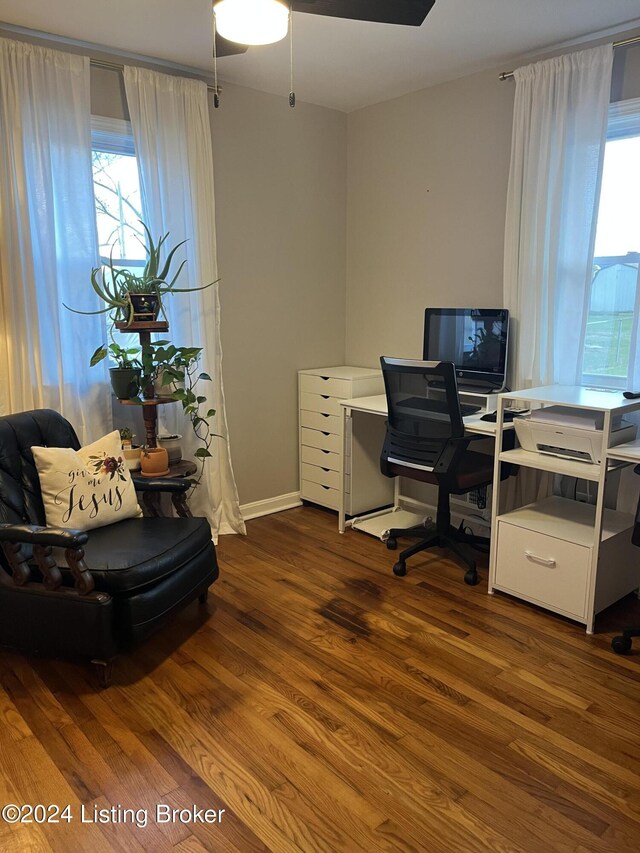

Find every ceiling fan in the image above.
[213,0,437,58]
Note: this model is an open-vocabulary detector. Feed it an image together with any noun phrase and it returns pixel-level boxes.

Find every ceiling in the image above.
[1,0,640,112]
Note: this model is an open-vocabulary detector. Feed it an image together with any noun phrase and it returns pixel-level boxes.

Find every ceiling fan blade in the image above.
[215,32,249,57]
[291,0,436,27]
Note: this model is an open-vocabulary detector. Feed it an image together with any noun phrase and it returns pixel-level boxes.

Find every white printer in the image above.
[514,405,637,464]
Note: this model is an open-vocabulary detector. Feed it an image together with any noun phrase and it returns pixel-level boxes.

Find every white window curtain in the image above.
[122,66,245,538]
[0,37,111,442]
[503,44,614,389]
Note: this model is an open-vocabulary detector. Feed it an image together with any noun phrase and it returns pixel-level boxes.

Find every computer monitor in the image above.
[423,308,509,391]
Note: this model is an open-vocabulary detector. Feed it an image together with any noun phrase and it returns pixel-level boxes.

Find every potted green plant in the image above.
[64,222,219,326]
[144,341,216,485]
[140,445,170,477]
[149,342,198,394]
[92,343,142,400]
[119,427,134,447]
[119,428,142,470]
[157,433,182,464]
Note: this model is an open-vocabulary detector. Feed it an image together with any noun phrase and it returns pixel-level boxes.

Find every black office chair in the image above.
[379,357,494,585]
[612,467,640,654]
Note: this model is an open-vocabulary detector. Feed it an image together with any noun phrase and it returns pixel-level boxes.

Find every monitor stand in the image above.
[426,385,500,414]
[458,388,500,414]
[457,378,506,394]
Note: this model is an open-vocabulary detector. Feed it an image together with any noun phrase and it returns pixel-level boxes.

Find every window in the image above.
[582,100,640,387]
[91,117,144,354]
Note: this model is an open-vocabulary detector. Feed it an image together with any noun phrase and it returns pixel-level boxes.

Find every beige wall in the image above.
[5,38,346,499]
[145,36,637,510]
[612,39,640,102]
[345,36,640,369]
[344,69,516,508]
[345,68,516,367]
[7,26,640,510]
[89,67,347,506]
[91,66,129,120]
[210,83,347,504]
[344,37,640,511]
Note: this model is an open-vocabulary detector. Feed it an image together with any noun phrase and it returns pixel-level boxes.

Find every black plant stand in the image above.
[115,319,176,447]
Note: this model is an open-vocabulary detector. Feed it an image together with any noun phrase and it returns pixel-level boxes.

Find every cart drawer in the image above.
[495,521,590,619]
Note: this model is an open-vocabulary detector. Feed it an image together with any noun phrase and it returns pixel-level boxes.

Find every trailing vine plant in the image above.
[150,341,217,487]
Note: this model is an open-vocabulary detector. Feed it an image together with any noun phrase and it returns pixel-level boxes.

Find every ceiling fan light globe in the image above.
[214,0,289,46]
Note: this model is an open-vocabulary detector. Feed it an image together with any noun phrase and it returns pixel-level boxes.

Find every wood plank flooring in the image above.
[2,505,640,851]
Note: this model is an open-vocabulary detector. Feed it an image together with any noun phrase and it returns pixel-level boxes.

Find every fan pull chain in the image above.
[289,5,296,108]
[213,14,220,108]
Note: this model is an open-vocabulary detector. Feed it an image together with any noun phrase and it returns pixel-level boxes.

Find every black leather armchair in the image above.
[0,409,218,685]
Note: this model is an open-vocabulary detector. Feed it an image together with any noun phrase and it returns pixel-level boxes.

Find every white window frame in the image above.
[91,115,136,156]
[90,116,144,357]
[581,98,640,389]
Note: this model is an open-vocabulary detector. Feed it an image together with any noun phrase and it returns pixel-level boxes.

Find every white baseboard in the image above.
[240,491,491,532]
[240,492,302,521]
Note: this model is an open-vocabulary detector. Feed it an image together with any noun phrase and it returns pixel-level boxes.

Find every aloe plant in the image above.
[64,222,219,325]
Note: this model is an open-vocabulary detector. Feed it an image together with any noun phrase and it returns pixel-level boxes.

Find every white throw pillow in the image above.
[32,430,143,532]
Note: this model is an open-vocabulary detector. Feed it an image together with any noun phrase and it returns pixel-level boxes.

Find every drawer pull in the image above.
[525,551,556,568]
[321,395,330,399]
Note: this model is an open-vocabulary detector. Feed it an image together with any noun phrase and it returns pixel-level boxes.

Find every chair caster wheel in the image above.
[612,635,632,655]
[386,538,397,551]
[393,561,407,577]
[464,569,479,586]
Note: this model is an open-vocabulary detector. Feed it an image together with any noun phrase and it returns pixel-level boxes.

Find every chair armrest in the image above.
[0,523,88,549]
[0,524,94,595]
[131,476,190,494]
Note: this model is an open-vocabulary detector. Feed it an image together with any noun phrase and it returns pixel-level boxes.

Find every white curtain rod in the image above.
[499,32,640,80]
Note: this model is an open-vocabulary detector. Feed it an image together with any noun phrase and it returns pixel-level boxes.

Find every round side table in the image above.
[136,460,197,518]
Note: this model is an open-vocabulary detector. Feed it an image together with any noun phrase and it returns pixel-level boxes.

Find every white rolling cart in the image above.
[488,386,640,634]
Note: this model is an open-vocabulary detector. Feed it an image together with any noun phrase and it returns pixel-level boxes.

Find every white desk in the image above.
[338,394,509,535]
[341,385,640,634]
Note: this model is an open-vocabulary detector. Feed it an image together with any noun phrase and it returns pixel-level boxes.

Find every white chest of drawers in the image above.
[298,366,392,514]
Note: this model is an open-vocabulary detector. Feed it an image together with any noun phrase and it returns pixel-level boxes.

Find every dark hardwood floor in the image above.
[2,505,640,851]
